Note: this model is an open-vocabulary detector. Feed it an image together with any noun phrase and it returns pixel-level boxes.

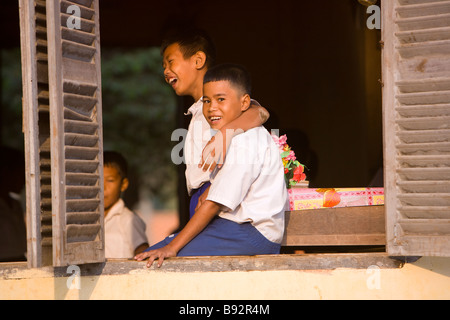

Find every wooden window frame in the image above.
[11,0,450,270]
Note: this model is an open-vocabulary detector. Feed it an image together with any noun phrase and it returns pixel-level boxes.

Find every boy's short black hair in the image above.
[203,63,252,95]
[104,151,128,179]
[160,27,216,68]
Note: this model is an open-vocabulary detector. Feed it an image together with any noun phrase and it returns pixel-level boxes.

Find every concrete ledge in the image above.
[5,255,448,300]
[0,253,403,279]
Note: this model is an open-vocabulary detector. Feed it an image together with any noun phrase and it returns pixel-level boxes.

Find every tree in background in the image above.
[101,47,177,210]
[1,48,24,150]
[1,47,178,211]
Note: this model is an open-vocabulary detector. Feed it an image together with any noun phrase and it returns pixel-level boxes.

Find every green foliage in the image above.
[1,48,24,150]
[1,47,177,209]
[101,47,177,209]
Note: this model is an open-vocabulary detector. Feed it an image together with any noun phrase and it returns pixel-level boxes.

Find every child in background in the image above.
[160,28,270,219]
[135,64,287,267]
[103,151,148,258]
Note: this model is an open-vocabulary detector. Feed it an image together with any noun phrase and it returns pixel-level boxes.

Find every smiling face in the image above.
[162,43,206,100]
[202,80,250,130]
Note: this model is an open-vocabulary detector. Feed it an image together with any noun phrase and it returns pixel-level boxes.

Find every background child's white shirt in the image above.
[184,99,212,195]
[206,126,288,244]
[104,199,148,259]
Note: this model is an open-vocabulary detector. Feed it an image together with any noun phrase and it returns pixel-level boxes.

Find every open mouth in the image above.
[209,116,222,123]
[167,77,178,87]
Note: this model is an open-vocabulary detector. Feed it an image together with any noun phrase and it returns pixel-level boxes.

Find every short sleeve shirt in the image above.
[104,199,148,259]
[206,126,288,244]
[184,99,212,195]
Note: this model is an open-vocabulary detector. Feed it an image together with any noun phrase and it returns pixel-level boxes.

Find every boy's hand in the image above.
[134,245,177,268]
[199,135,223,172]
[200,128,242,172]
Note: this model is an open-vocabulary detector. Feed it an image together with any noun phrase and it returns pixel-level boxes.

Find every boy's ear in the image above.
[120,177,129,193]
[194,51,207,70]
[240,94,251,112]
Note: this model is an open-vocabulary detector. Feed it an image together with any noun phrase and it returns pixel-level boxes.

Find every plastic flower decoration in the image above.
[272,134,306,188]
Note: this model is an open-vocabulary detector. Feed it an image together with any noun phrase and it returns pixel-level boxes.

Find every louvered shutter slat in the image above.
[66,172,99,184]
[65,146,99,160]
[397,116,450,129]
[65,159,99,172]
[62,40,96,62]
[399,206,450,219]
[61,27,95,45]
[64,108,92,121]
[398,180,450,193]
[64,119,98,134]
[64,93,97,112]
[66,224,101,243]
[397,104,450,117]
[383,0,450,256]
[60,0,94,19]
[397,27,450,43]
[398,152,450,163]
[397,142,450,154]
[396,1,450,18]
[67,212,100,224]
[397,91,450,104]
[60,13,95,33]
[397,78,450,92]
[398,129,450,143]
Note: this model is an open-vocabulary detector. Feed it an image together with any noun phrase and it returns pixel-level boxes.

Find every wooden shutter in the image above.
[19,0,104,267]
[382,0,450,256]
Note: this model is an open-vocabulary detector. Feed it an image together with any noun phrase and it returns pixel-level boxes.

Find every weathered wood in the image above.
[382,0,450,257]
[396,13,450,31]
[19,0,56,268]
[282,206,386,246]
[396,1,450,19]
[46,0,104,266]
[107,253,403,273]
[397,26,450,44]
[0,254,403,278]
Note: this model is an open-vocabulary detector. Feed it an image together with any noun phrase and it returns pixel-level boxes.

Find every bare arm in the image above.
[134,200,220,267]
[225,103,269,133]
[200,103,270,171]
[134,243,149,256]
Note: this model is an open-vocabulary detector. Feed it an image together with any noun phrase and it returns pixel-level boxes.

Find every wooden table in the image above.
[282,205,385,246]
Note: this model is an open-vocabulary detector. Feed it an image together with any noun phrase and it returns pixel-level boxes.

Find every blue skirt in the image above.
[146,216,280,256]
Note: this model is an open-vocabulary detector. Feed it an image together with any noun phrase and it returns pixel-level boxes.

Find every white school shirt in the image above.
[206,126,288,244]
[184,98,262,195]
[184,99,212,195]
[104,199,148,259]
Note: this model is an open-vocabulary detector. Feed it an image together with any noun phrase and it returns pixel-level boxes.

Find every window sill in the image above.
[0,253,403,279]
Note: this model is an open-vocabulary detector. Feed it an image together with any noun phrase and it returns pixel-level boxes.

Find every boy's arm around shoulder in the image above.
[237,100,269,131]
[217,101,269,140]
